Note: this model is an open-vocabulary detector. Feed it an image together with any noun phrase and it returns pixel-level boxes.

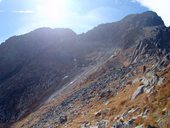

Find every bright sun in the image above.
[37,0,67,22]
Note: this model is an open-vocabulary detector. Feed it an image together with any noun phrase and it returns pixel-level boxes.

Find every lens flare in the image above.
[37,0,67,22]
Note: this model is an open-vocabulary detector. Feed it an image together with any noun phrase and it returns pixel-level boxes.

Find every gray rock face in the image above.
[132,70,166,100]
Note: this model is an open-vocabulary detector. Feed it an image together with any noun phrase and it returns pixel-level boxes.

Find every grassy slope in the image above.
[11,50,170,128]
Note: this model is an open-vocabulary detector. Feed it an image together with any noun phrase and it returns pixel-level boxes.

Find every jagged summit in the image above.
[122,11,164,27]
[80,11,166,49]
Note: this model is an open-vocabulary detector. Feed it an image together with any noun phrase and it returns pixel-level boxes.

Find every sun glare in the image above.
[37,0,67,22]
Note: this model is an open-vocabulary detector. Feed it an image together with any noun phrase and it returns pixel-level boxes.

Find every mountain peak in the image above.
[80,11,165,49]
[30,27,76,36]
[122,11,164,27]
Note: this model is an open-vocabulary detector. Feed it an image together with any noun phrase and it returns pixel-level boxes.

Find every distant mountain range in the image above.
[0,11,170,128]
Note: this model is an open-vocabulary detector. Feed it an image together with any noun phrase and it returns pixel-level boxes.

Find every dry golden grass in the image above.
[62,66,170,128]
[12,56,170,128]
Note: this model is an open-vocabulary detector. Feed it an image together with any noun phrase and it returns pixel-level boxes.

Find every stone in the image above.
[59,115,67,124]
[142,108,149,117]
[144,86,154,94]
[122,112,128,119]
[143,66,146,74]
[157,77,165,86]
[112,121,128,128]
[141,77,149,86]
[96,120,109,128]
[95,110,103,117]
[99,89,112,99]
[150,74,159,85]
[147,124,156,128]
[132,78,141,84]
[161,108,168,116]
[81,122,91,128]
[135,124,143,128]
[131,85,145,100]
[128,108,140,114]
[127,118,136,125]
[95,108,110,118]
[105,101,110,105]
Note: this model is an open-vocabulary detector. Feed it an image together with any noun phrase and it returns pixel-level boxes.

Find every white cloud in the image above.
[135,0,170,26]
[13,10,34,14]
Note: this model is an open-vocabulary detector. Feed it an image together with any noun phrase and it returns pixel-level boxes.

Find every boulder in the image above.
[142,108,149,117]
[135,124,143,128]
[132,78,142,84]
[141,77,149,86]
[150,74,159,85]
[81,122,91,128]
[144,86,154,94]
[96,120,109,128]
[157,77,165,86]
[143,66,146,74]
[127,118,136,125]
[131,85,145,100]
[95,110,103,117]
[94,108,110,118]
[59,115,67,124]
[112,121,128,128]
[99,89,112,99]
[147,124,156,128]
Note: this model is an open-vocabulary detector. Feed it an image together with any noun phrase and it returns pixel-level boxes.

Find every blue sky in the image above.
[0,0,149,43]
